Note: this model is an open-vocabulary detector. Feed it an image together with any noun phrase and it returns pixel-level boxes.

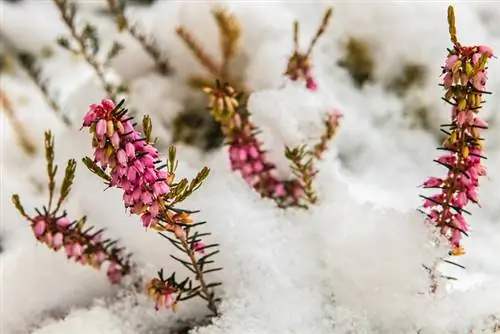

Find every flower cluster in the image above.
[420,6,494,256]
[82,99,171,229]
[205,82,340,208]
[284,7,333,91]
[12,131,131,284]
[30,212,130,283]
[82,99,221,314]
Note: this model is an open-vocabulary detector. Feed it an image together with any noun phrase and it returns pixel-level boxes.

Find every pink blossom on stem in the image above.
[420,36,494,256]
[81,99,171,229]
[27,213,131,284]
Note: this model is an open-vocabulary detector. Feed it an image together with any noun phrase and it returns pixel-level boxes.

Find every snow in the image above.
[1,0,499,333]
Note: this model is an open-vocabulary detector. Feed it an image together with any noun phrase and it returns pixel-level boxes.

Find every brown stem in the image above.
[179,236,219,315]
[53,0,116,100]
[0,89,37,156]
[176,26,222,78]
[106,0,171,75]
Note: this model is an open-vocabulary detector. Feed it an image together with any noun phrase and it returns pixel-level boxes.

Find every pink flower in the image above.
[306,77,318,91]
[33,218,46,238]
[192,242,206,254]
[420,40,493,254]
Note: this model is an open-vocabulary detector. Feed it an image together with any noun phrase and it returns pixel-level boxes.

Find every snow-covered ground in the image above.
[1,1,499,333]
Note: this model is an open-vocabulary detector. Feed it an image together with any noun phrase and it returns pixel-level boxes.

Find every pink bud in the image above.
[274,183,286,197]
[125,142,135,158]
[56,216,70,228]
[82,110,96,127]
[101,99,115,111]
[141,213,152,227]
[174,226,186,241]
[192,241,206,254]
[141,191,153,205]
[117,150,127,166]
[478,45,494,58]
[248,145,260,159]
[473,117,488,128]
[52,233,63,249]
[445,54,459,70]
[306,77,318,91]
[96,119,107,138]
[149,201,160,217]
[33,219,46,237]
[110,132,120,149]
[422,177,442,188]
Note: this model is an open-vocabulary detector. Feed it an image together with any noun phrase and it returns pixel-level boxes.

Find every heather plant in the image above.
[12,131,133,284]
[81,99,222,314]
[204,81,341,209]
[3,3,499,332]
[175,7,244,92]
[53,0,127,101]
[285,7,333,91]
[419,6,495,292]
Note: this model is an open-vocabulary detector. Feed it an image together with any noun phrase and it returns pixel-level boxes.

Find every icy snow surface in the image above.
[1,1,499,333]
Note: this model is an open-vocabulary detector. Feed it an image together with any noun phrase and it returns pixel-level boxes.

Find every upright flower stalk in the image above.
[420,6,494,258]
[204,82,340,209]
[81,99,221,315]
[285,7,333,91]
[12,131,132,284]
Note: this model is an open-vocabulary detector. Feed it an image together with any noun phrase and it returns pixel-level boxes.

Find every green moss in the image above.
[338,37,375,88]
[172,108,224,152]
[387,63,427,97]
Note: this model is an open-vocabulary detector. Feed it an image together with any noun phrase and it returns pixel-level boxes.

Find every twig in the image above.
[106,0,171,75]
[0,89,37,156]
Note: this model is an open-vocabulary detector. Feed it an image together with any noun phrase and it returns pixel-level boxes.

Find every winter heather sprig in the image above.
[81,99,221,315]
[175,7,244,91]
[53,0,126,101]
[204,82,341,209]
[419,6,494,257]
[106,0,171,76]
[12,131,132,284]
[285,7,333,91]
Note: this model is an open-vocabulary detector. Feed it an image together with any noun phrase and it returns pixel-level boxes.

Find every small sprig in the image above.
[176,7,244,92]
[12,131,132,284]
[81,99,221,315]
[0,88,37,156]
[419,5,494,292]
[205,82,340,209]
[285,7,333,91]
[106,0,171,75]
[53,0,125,100]
[285,145,318,206]
[313,110,342,159]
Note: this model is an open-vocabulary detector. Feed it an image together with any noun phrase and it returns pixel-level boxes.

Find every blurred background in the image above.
[1,1,499,333]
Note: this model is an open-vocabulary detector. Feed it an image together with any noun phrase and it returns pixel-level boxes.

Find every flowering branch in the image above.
[285,7,333,91]
[204,82,340,209]
[175,7,244,92]
[419,6,494,291]
[106,0,171,75]
[0,88,37,156]
[53,0,126,101]
[11,131,132,284]
[81,99,221,315]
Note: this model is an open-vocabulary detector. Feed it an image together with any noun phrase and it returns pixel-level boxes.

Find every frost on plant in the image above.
[419,6,494,289]
[204,82,341,209]
[81,99,222,315]
[12,131,132,284]
[285,7,333,91]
